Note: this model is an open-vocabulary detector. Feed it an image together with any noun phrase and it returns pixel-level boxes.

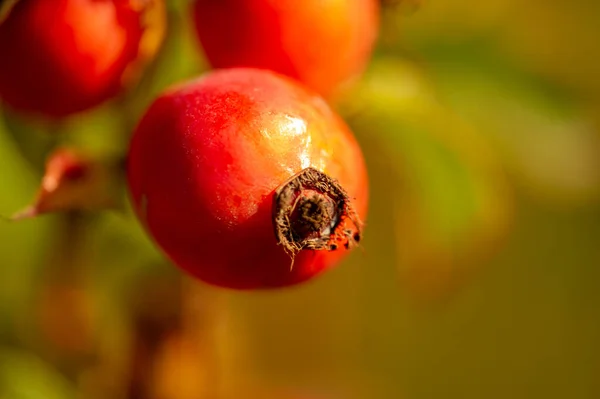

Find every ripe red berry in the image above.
[127,68,368,289]
[192,0,379,98]
[0,0,165,118]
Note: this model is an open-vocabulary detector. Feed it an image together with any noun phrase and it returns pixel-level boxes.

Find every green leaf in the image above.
[339,58,513,301]
[0,124,55,321]
[425,53,600,206]
[0,347,74,399]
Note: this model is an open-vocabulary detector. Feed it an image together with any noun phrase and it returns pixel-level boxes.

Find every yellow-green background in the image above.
[1,1,600,398]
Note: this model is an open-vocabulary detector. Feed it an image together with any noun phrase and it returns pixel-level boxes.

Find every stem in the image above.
[33,211,97,380]
[126,270,182,399]
[125,274,224,399]
[180,278,224,398]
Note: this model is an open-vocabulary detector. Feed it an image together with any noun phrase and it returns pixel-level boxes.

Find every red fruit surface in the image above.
[0,0,164,118]
[127,68,368,289]
[192,0,379,98]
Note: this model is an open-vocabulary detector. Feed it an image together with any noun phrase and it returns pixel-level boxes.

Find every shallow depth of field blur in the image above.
[2,1,600,398]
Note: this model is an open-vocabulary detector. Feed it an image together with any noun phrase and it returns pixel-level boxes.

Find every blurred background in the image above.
[1,0,600,398]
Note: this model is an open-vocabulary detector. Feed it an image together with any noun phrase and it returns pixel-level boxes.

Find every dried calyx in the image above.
[272,167,362,259]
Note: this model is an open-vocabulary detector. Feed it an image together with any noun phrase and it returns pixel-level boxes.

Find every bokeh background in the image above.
[2,0,600,398]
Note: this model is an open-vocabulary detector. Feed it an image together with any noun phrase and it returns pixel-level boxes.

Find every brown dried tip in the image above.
[272,167,363,260]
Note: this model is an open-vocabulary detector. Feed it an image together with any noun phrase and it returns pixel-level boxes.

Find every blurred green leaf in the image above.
[388,0,600,99]
[0,347,74,399]
[339,58,513,301]
[423,51,600,207]
[0,125,55,324]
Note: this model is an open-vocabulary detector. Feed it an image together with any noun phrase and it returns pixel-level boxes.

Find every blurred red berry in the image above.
[127,68,368,289]
[192,0,379,98]
[0,0,165,118]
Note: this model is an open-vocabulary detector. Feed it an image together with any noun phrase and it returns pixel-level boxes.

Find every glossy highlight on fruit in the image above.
[127,68,369,289]
[0,0,165,118]
[192,0,380,98]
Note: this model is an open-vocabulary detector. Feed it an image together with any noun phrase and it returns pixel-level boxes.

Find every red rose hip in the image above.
[127,68,368,289]
[0,0,165,118]
[192,0,379,98]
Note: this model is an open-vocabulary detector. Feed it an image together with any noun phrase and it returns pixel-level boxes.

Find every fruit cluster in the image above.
[1,0,379,289]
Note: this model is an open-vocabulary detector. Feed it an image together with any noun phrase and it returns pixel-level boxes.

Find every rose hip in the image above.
[192,0,379,98]
[127,68,368,289]
[0,0,165,118]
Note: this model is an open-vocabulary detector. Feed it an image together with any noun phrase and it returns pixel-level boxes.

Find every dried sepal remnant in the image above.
[272,167,363,258]
[10,148,123,220]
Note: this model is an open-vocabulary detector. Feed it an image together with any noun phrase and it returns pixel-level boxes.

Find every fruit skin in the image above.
[127,68,368,289]
[192,0,379,98]
[0,0,164,118]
